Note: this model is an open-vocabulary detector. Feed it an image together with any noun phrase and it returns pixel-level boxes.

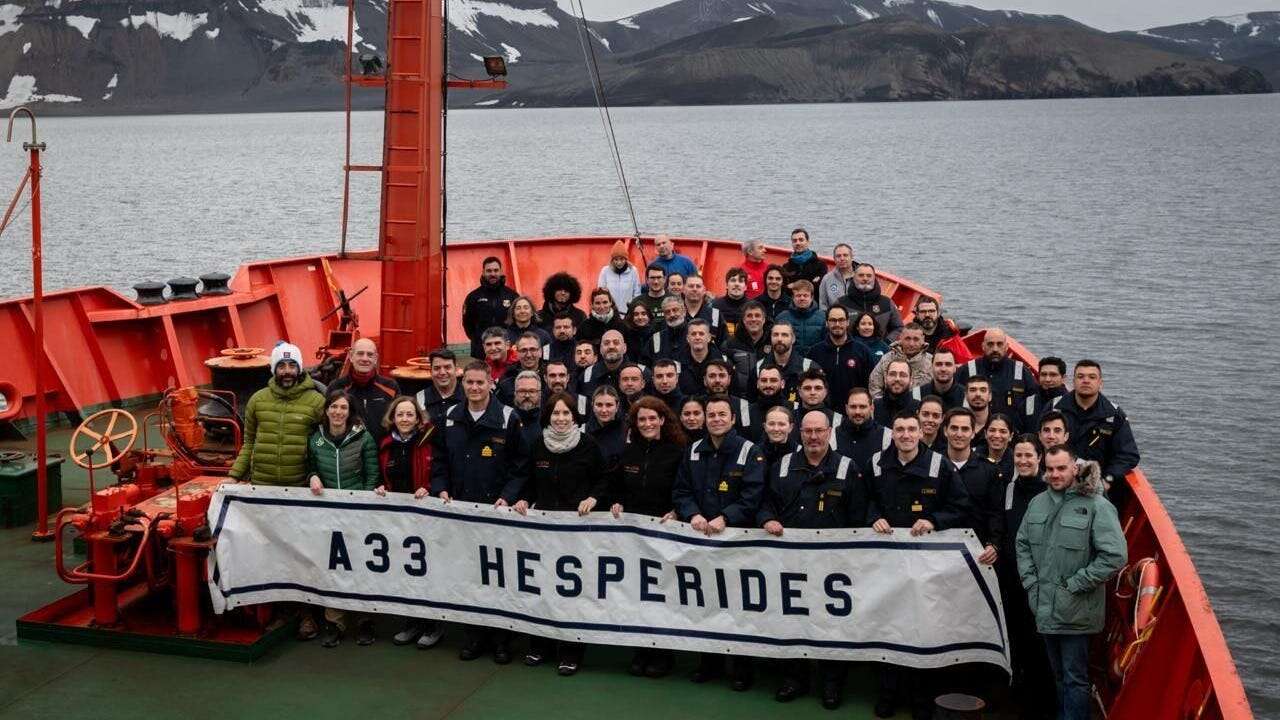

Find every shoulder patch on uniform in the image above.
[880,427,893,449]
[1025,395,1036,414]
[652,333,662,352]
[1014,362,1024,380]
[1051,396,1063,408]
[577,395,588,417]
[836,456,851,480]
[1005,479,1016,511]
[911,386,922,401]
[966,359,977,374]
[583,365,595,383]
[870,451,883,477]
[502,405,514,426]
[802,358,812,370]
[711,307,720,324]
[779,454,792,477]
[928,451,942,478]
[739,398,750,420]
[737,440,755,465]
[690,439,703,460]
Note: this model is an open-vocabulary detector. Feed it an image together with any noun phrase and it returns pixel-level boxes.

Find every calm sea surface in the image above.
[0,97,1277,711]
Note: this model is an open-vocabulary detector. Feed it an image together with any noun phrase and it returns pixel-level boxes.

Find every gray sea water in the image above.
[0,96,1277,712]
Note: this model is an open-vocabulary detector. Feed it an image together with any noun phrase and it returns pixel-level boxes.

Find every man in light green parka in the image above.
[1016,445,1127,720]
[228,342,325,487]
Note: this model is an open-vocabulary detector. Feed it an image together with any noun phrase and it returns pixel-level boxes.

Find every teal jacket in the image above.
[229,376,325,486]
[306,425,380,491]
[1015,461,1127,635]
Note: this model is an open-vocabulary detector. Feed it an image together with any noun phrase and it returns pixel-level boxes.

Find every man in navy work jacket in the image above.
[866,409,973,720]
[760,410,864,710]
[432,360,529,666]
[672,394,766,693]
[955,328,1039,419]
[1047,359,1139,493]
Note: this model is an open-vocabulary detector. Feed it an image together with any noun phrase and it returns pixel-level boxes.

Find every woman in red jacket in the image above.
[376,396,440,649]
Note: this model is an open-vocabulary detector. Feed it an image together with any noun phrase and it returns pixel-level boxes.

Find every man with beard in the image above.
[839,263,904,341]
[834,387,893,468]
[817,243,856,312]
[965,375,994,439]
[808,304,870,408]
[579,288,627,344]
[649,295,690,361]
[781,228,827,289]
[760,410,863,709]
[867,323,932,398]
[632,264,671,318]
[434,361,528,665]
[1021,356,1069,432]
[510,371,544,449]
[724,300,772,391]
[229,342,325,486]
[956,328,1039,418]
[742,364,789,442]
[539,271,586,330]
[712,267,750,338]
[462,257,519,359]
[912,296,958,352]
[747,322,814,404]
[542,360,574,398]
[327,338,400,443]
[911,348,965,410]
[416,348,465,424]
[578,329,632,401]
[543,312,579,367]
[789,368,843,444]
[617,363,648,409]
[650,359,685,413]
[498,333,545,405]
[873,359,922,426]
[677,319,727,396]
[1047,360,1139,493]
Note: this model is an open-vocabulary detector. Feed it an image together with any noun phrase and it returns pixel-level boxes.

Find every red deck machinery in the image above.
[17,388,287,660]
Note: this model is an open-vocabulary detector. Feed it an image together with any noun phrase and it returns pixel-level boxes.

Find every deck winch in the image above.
[17,389,285,660]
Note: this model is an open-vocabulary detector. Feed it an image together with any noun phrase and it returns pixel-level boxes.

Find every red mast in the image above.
[342,0,504,368]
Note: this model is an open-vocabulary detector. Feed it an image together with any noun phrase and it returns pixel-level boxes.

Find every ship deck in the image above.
[0,423,1006,720]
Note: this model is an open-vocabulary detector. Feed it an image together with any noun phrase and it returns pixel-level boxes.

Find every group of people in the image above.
[228,231,1139,720]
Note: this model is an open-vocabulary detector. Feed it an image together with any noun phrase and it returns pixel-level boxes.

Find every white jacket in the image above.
[598,264,642,310]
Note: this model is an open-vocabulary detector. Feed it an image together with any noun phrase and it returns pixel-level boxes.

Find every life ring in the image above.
[0,381,22,421]
[1133,558,1162,632]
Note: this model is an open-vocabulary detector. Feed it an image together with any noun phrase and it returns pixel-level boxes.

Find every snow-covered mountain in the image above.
[1117,12,1280,88]
[0,0,1271,113]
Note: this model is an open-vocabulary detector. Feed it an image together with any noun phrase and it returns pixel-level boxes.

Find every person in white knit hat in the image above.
[228,341,325,488]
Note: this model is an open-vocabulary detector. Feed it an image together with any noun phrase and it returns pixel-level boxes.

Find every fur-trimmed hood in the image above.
[1072,459,1103,497]
[542,272,583,306]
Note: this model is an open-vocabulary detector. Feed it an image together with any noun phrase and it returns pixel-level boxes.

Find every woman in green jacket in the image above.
[303,390,380,648]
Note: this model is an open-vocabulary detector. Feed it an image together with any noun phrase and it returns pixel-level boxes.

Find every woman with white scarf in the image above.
[513,392,605,676]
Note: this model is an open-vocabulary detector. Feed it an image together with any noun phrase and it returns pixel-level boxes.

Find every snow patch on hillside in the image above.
[1209,14,1252,32]
[0,75,82,108]
[259,0,358,43]
[500,42,520,63]
[121,11,209,42]
[0,4,23,37]
[66,15,97,39]
[852,5,876,21]
[615,17,638,29]
[926,8,941,26]
[449,0,558,37]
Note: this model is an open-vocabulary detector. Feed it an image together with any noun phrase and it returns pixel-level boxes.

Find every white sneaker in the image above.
[393,620,424,646]
[416,622,444,649]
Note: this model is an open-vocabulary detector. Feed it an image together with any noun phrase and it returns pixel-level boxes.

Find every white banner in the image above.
[207,484,1009,670]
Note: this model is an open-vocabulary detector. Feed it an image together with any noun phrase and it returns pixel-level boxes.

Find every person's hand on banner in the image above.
[513,500,530,515]
[374,485,387,497]
[495,497,509,509]
[690,514,708,532]
[910,519,935,536]
[438,491,451,502]
[872,518,892,534]
[577,497,597,515]
[610,503,624,518]
[309,476,323,496]
[659,510,675,523]
[977,545,998,565]
[706,515,727,535]
[763,520,784,536]
[414,487,429,499]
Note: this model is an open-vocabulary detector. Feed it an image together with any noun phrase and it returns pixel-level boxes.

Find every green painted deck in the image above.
[0,422,999,720]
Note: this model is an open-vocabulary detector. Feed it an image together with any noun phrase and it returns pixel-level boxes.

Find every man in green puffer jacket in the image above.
[1016,446,1127,720]
[229,342,325,486]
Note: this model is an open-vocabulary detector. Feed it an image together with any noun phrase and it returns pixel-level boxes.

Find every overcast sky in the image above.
[568,0,1278,32]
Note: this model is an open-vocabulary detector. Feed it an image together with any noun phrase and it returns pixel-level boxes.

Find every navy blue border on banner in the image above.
[210,493,1008,657]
